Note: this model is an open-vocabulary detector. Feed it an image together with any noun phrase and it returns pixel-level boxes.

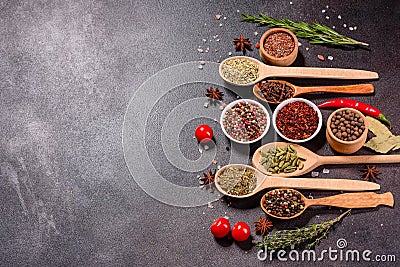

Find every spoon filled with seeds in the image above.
[253,80,374,104]
[252,142,400,177]
[214,164,380,199]
[261,188,394,220]
[219,56,379,87]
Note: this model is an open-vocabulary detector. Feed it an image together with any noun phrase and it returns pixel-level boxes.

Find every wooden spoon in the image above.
[253,142,400,177]
[214,164,380,199]
[219,56,379,87]
[253,80,374,104]
[261,189,394,220]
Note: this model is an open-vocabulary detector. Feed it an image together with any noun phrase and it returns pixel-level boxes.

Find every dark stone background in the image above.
[0,0,399,266]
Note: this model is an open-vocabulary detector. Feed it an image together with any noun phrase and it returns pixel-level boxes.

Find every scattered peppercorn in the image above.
[276,101,319,140]
[330,109,365,141]
[262,189,305,218]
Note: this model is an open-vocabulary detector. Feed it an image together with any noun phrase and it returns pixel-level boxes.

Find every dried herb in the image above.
[220,58,259,85]
[360,165,380,182]
[254,210,351,250]
[206,87,224,101]
[233,34,252,55]
[254,216,273,236]
[217,166,257,196]
[241,13,368,47]
[364,116,400,153]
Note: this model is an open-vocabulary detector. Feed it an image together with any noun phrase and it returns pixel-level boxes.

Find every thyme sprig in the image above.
[242,13,368,47]
[254,210,351,250]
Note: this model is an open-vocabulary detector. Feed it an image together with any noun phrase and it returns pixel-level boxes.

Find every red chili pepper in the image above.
[317,98,392,128]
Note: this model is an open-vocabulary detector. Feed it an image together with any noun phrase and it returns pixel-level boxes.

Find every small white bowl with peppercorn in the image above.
[326,108,368,154]
[220,99,270,144]
[272,98,322,143]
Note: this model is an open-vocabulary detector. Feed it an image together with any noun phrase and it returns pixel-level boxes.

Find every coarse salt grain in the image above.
[323,168,330,174]
[203,102,208,107]
[343,23,347,27]
[349,27,354,31]
[200,61,205,65]
[311,171,319,177]
[219,23,223,27]
[325,16,330,20]
[224,17,227,20]
[289,1,293,4]
[198,65,203,70]
[322,9,326,13]
[254,31,258,36]
[216,14,222,20]
[208,202,214,208]
[305,47,309,51]
[327,56,333,60]
[338,15,342,19]
[298,42,302,46]
[197,48,203,53]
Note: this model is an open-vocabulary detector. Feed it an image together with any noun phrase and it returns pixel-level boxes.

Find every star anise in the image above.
[233,34,252,55]
[254,216,273,236]
[360,165,380,182]
[200,169,215,192]
[206,87,224,101]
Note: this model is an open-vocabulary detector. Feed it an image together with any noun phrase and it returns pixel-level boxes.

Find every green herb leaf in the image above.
[241,13,368,47]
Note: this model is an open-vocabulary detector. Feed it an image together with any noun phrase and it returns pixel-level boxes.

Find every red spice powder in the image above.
[276,101,319,140]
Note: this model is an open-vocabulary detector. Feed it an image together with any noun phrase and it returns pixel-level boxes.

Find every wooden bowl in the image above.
[259,28,298,66]
[326,108,368,154]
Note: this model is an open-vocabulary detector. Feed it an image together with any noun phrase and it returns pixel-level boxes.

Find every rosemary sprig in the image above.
[242,13,368,47]
[254,210,351,250]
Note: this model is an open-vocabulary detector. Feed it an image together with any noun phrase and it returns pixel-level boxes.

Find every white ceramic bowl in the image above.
[272,98,322,143]
[220,99,271,144]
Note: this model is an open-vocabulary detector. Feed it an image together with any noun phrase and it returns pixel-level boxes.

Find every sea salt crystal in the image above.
[305,47,309,51]
[349,27,354,31]
[213,35,219,39]
[204,145,209,151]
[308,194,314,199]
[323,168,330,174]
[326,5,329,8]
[289,1,293,4]
[237,10,240,13]
[327,56,334,61]
[198,65,203,70]
[311,171,319,177]
[338,15,342,19]
[203,102,208,107]
[202,39,207,42]
[332,26,336,29]
[325,16,330,20]
[208,202,214,208]
[224,215,229,219]
[200,61,205,65]
[380,224,383,227]
[202,212,205,214]
[212,160,217,164]
[219,23,223,27]
[216,14,222,20]
[228,52,232,56]
[216,39,220,42]
[298,42,302,46]
[223,17,227,20]
[343,24,347,28]
[217,165,221,169]
[322,9,326,13]
[354,26,357,30]
[197,48,204,53]
[254,31,258,36]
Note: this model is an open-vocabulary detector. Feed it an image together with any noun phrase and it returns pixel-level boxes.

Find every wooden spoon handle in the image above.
[319,154,400,165]
[306,192,394,208]
[263,177,380,191]
[296,84,374,95]
[265,66,379,79]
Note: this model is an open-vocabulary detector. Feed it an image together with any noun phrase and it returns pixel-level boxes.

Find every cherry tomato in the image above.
[195,124,213,143]
[210,217,230,238]
[231,222,251,242]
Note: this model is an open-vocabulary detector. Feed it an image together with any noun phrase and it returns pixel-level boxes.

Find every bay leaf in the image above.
[366,116,392,137]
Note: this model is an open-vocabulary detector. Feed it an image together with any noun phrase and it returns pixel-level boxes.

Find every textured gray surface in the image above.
[0,0,399,266]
